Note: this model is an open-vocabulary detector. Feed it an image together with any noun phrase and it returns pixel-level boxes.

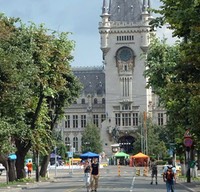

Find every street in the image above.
[7,165,196,192]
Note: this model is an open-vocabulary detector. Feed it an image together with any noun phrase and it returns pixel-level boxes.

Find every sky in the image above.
[0,0,176,67]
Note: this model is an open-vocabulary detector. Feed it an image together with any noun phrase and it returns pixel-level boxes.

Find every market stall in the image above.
[130,152,149,167]
[114,151,130,165]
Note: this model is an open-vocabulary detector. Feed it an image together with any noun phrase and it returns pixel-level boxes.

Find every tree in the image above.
[81,123,102,154]
[148,0,200,158]
[132,120,168,159]
[0,14,81,180]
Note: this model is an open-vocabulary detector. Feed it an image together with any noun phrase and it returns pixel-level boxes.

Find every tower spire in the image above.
[102,0,109,14]
[142,0,147,12]
[148,0,151,14]
[108,0,112,14]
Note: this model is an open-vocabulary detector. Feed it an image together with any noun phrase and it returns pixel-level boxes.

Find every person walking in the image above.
[163,159,176,192]
[83,160,91,192]
[26,160,33,178]
[150,159,158,185]
[91,158,99,192]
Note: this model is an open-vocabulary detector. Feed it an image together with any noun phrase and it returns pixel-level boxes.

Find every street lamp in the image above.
[85,142,90,152]
[66,143,73,176]
[184,129,193,183]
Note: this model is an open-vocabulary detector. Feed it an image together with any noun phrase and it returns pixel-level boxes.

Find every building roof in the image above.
[109,0,143,23]
[73,66,105,96]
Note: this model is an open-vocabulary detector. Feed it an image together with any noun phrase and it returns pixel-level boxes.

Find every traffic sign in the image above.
[184,129,192,138]
[184,137,193,147]
[67,151,73,158]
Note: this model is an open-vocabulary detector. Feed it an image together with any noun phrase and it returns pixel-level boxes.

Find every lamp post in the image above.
[54,146,57,177]
[66,143,73,176]
[85,142,90,152]
[184,129,193,183]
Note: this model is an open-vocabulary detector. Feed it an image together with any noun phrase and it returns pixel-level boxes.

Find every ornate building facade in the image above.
[57,0,166,156]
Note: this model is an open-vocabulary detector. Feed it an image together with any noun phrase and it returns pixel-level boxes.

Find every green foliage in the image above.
[0,13,81,179]
[81,123,102,154]
[132,122,168,158]
[146,11,200,153]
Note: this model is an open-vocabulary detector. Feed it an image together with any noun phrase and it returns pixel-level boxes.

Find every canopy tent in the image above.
[131,152,149,159]
[80,151,99,159]
[130,152,149,167]
[114,151,130,158]
[114,151,130,165]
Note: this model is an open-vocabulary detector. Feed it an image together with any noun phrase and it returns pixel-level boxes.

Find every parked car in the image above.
[0,164,5,175]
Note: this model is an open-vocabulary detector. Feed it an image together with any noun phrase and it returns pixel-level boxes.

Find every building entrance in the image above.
[118,136,135,154]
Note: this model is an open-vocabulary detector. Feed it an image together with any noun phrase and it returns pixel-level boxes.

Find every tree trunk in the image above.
[40,154,50,177]
[8,160,17,182]
[15,140,31,179]
[15,151,26,179]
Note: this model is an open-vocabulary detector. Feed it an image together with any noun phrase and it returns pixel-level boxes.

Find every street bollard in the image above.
[136,168,140,176]
[118,164,121,177]
[143,167,148,176]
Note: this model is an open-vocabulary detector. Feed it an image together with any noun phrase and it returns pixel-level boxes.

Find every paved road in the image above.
[0,166,199,192]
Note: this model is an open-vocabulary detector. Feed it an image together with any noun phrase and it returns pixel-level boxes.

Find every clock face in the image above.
[117,48,132,61]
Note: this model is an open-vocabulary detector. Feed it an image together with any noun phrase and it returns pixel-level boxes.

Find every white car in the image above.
[0,163,5,175]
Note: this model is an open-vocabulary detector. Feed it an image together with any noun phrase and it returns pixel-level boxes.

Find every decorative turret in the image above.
[102,0,108,14]
[99,0,110,58]
[142,0,150,24]
[101,0,110,23]
[141,0,151,52]
[148,0,151,15]
[142,0,147,12]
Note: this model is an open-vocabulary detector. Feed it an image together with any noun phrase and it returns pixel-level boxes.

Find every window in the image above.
[93,114,99,127]
[81,98,85,104]
[73,115,78,128]
[101,114,106,123]
[73,137,78,152]
[158,113,164,125]
[94,98,98,104]
[117,35,134,41]
[122,77,130,97]
[122,104,131,110]
[115,113,121,126]
[81,115,86,128]
[102,98,105,104]
[65,115,70,128]
[122,113,131,126]
[65,137,70,146]
[133,113,139,126]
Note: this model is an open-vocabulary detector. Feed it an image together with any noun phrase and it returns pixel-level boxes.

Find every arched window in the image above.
[94,98,98,104]
[102,98,105,104]
[81,98,85,104]
[65,137,70,145]
[73,137,78,152]
[65,137,71,150]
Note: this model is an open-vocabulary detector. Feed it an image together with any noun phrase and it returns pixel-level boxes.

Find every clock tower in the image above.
[99,0,153,155]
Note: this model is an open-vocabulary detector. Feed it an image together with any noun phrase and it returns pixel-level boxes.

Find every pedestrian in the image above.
[150,159,158,185]
[26,160,33,178]
[91,158,99,192]
[46,162,51,179]
[163,159,176,192]
[84,160,91,192]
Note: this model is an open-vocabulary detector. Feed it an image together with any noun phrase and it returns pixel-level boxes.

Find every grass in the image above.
[0,177,50,188]
[177,175,200,182]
